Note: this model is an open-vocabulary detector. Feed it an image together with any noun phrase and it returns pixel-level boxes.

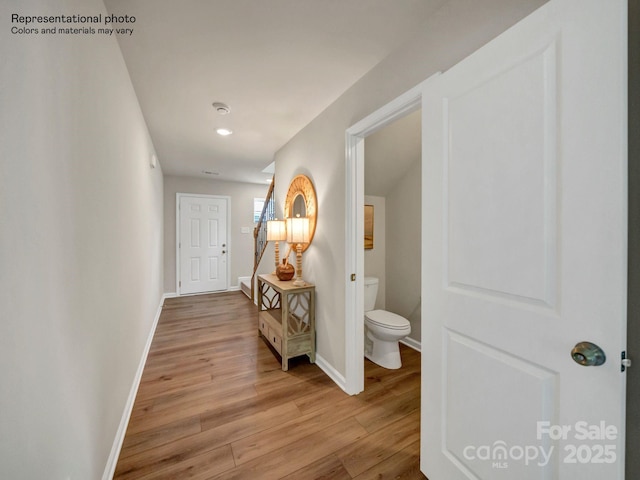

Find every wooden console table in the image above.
[257,274,315,371]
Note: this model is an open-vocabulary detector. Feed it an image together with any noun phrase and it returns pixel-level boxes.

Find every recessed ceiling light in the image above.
[212,102,231,115]
[216,128,233,136]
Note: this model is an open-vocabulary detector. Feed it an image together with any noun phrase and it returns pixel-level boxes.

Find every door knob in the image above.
[571,342,606,366]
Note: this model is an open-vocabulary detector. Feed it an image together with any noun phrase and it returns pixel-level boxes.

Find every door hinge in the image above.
[351,273,356,281]
[179,281,182,288]
[622,351,631,372]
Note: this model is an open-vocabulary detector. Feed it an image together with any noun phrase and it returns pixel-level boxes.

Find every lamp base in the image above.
[293,243,305,287]
[273,241,280,275]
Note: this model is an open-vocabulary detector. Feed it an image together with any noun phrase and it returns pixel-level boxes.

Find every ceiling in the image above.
[103,0,445,184]
[365,109,421,197]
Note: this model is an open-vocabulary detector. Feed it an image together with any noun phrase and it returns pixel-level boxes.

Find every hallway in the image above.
[114,292,425,479]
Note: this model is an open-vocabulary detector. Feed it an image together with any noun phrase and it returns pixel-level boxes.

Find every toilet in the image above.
[364,277,411,369]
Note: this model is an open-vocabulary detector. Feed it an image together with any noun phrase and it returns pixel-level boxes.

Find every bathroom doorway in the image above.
[344,78,435,395]
[363,109,422,356]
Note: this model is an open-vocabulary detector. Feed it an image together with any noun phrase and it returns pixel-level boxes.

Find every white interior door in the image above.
[421,1,627,479]
[178,195,229,294]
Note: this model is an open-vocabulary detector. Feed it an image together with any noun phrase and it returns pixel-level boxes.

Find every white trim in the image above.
[102,293,166,480]
[344,76,439,395]
[315,353,347,393]
[176,193,231,296]
[400,337,421,352]
[343,131,364,395]
[317,339,419,395]
[227,285,241,292]
[237,276,253,301]
[175,290,235,297]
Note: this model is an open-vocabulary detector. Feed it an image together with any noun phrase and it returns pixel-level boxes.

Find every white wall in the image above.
[386,159,422,342]
[0,0,164,478]
[274,0,547,376]
[163,175,269,293]
[364,195,386,310]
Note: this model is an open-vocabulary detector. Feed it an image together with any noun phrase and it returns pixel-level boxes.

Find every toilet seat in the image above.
[365,310,410,330]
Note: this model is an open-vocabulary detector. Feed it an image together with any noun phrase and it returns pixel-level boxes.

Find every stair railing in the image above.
[252,177,275,301]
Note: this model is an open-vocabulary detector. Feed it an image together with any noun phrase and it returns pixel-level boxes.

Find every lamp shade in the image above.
[267,219,287,241]
[287,216,310,244]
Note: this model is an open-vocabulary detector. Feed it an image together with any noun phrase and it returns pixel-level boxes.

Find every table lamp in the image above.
[266,219,287,273]
[286,215,310,286]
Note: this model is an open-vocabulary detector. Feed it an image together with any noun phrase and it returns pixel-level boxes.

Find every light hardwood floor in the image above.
[114,291,426,479]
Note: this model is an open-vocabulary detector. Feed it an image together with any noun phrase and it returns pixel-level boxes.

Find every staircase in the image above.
[248,177,275,302]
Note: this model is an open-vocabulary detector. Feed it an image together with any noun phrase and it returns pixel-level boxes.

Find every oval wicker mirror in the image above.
[284,174,317,252]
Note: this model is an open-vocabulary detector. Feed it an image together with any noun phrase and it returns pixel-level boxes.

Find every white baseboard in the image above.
[315,353,348,393]
[102,294,166,480]
[401,336,421,352]
[317,338,420,396]
[165,288,243,296]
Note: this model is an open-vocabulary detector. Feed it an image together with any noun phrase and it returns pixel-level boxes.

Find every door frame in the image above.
[176,193,231,296]
[344,76,437,395]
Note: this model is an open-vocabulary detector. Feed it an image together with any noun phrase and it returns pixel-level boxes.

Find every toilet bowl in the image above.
[364,277,411,369]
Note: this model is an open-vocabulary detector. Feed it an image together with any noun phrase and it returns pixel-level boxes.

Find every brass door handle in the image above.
[571,342,606,366]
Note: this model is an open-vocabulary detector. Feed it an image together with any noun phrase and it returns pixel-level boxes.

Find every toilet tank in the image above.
[364,277,379,312]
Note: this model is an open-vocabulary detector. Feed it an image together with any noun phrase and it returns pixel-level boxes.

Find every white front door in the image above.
[178,195,229,295]
[421,0,627,479]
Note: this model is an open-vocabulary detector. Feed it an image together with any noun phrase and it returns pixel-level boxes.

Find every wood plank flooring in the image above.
[114,291,426,480]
